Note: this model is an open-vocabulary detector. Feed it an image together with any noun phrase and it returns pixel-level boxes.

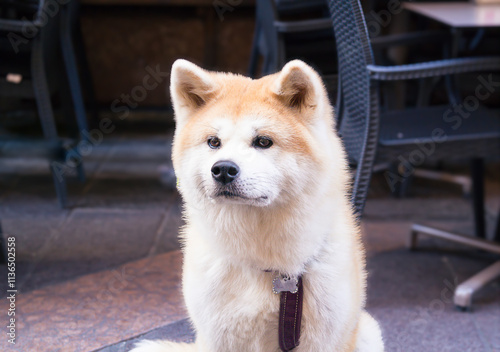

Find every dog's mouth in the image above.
[216,190,248,199]
[213,187,269,203]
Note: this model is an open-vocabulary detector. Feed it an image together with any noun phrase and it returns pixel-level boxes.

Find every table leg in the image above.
[471,158,486,239]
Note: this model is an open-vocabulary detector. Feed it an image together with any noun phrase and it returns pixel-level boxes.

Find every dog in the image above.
[130,59,384,352]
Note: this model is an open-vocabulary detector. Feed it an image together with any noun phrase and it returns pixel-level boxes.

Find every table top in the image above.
[81,0,254,6]
[403,2,500,28]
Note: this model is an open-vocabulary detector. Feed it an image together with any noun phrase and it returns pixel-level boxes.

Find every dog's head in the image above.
[170,59,345,211]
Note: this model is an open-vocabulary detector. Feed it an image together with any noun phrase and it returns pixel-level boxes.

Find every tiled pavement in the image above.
[0,251,185,352]
[0,131,499,352]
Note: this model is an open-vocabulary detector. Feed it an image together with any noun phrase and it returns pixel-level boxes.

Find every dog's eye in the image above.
[253,136,273,149]
[207,136,221,149]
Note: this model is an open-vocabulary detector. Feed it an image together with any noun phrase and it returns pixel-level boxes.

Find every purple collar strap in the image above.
[278,276,303,351]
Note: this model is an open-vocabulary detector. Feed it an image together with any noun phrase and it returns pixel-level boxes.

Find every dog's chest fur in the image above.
[182,229,361,352]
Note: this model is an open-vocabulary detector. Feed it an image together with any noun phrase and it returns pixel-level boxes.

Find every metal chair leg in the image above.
[60,9,87,184]
[454,261,500,310]
[410,223,500,310]
[412,169,471,196]
[50,161,68,208]
[410,224,500,253]
[74,18,99,124]
[60,4,90,140]
[31,36,69,208]
[408,226,419,250]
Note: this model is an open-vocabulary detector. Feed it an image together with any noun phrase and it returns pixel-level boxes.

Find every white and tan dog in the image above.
[131,59,384,352]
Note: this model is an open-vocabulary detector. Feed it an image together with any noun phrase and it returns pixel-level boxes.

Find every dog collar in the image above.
[261,245,325,350]
[272,273,303,351]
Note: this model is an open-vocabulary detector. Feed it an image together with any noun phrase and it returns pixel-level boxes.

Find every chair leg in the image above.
[57,60,79,136]
[60,5,90,139]
[412,168,471,196]
[408,226,419,250]
[398,173,413,198]
[31,36,69,208]
[471,158,486,238]
[247,20,261,78]
[31,37,58,140]
[410,224,500,254]
[76,162,86,183]
[410,224,500,309]
[74,20,99,124]
[388,161,402,197]
[50,161,68,208]
[60,8,87,184]
[454,260,500,310]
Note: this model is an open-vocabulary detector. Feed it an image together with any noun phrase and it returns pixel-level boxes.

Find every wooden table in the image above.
[403,2,500,28]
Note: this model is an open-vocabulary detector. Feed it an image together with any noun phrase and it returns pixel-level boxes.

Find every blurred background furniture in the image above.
[60,0,98,131]
[248,0,339,101]
[404,2,500,29]
[402,0,500,310]
[249,0,455,129]
[248,0,334,77]
[328,0,500,309]
[395,1,500,196]
[0,0,92,208]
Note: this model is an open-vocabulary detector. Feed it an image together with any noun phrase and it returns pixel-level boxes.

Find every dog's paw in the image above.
[356,311,384,352]
[129,340,196,352]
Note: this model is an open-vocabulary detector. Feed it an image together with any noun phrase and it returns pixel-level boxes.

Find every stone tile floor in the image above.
[0,130,499,352]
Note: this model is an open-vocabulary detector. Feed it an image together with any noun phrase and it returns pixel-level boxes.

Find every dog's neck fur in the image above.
[186,176,352,276]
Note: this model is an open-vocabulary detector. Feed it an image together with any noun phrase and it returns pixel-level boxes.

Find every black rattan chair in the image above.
[0,0,89,207]
[248,0,336,79]
[328,0,500,309]
[60,0,98,131]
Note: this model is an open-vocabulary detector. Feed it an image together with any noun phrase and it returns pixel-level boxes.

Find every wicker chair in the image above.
[248,0,336,78]
[0,0,90,208]
[328,0,500,309]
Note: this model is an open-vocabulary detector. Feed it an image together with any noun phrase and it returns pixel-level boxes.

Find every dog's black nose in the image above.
[211,160,240,185]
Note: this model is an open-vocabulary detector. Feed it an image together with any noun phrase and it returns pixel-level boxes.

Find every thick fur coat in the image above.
[130,59,384,352]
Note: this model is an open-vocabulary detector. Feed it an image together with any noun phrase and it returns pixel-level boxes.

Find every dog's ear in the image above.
[170,59,217,127]
[272,60,323,112]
